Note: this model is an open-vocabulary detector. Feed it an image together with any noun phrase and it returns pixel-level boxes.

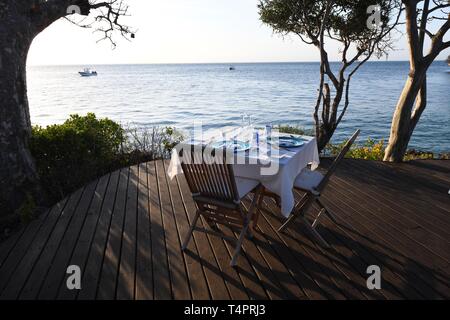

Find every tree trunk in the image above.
[316,124,335,152]
[383,67,426,162]
[315,81,343,151]
[0,17,42,219]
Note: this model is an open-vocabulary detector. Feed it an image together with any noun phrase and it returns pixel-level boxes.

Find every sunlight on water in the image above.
[27,62,450,152]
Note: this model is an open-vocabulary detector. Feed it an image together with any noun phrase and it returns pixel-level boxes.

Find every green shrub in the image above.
[16,193,36,224]
[30,113,126,200]
[162,127,184,153]
[325,138,386,161]
[403,149,434,161]
[326,137,444,161]
[276,124,313,136]
[123,126,184,158]
[30,114,184,203]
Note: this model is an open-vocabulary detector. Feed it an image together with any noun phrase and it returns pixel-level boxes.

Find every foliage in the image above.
[403,150,434,161]
[30,113,126,200]
[30,113,184,202]
[15,193,36,224]
[325,137,447,161]
[276,124,313,136]
[326,138,386,160]
[258,0,401,151]
[258,0,399,58]
[123,126,184,160]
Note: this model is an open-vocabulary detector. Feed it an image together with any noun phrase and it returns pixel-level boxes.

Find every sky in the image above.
[27,0,449,66]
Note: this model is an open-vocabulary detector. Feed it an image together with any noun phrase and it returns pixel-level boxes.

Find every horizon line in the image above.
[27,59,446,67]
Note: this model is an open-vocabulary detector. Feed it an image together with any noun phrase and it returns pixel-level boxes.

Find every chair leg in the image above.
[300,216,330,248]
[182,211,200,250]
[312,208,326,228]
[230,222,250,267]
[316,198,338,224]
[278,211,297,233]
[252,188,265,230]
[231,188,261,267]
[278,196,314,233]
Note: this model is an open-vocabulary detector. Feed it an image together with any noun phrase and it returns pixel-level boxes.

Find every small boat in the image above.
[79,68,98,77]
[229,66,235,71]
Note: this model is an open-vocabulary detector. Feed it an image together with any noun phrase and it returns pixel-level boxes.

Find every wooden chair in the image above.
[277,130,360,246]
[180,146,263,267]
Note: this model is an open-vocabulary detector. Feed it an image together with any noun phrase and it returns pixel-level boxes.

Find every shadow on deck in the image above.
[0,159,449,300]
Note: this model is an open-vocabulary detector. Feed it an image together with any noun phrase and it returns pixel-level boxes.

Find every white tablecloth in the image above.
[167,127,320,217]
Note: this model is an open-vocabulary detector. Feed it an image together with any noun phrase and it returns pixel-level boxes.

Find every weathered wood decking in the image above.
[0,159,449,300]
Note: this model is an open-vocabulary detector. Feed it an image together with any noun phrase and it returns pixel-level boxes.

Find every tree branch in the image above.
[31,0,134,47]
[418,0,430,55]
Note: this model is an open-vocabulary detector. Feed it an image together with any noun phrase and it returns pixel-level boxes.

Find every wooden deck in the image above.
[0,159,449,300]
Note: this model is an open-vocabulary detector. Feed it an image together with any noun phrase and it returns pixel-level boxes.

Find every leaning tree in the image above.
[0,0,133,219]
[384,0,450,162]
[259,0,401,151]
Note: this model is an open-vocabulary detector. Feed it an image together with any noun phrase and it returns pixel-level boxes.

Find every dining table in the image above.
[167,126,320,218]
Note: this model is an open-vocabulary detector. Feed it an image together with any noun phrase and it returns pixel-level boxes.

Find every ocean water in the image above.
[27,61,450,153]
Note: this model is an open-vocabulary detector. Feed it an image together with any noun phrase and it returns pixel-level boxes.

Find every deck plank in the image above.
[239,198,305,300]
[155,160,191,299]
[0,201,60,295]
[163,160,210,300]
[1,159,449,300]
[333,165,450,264]
[57,173,111,300]
[135,163,154,300]
[0,225,30,269]
[259,198,347,300]
[1,189,83,300]
[77,170,120,300]
[0,199,67,299]
[37,181,99,300]
[96,168,130,300]
[116,166,139,300]
[322,183,448,299]
[345,160,450,236]
[176,174,232,300]
[326,168,450,295]
[147,161,172,299]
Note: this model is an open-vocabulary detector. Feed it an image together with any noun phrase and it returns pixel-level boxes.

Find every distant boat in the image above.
[79,68,97,77]
[447,55,450,66]
[229,66,235,71]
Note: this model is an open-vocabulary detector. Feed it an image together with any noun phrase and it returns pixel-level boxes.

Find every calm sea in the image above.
[27,61,450,153]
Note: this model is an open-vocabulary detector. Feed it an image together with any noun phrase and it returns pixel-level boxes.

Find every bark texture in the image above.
[0,0,132,219]
[384,68,427,161]
[384,0,449,162]
[0,1,42,218]
[0,0,97,219]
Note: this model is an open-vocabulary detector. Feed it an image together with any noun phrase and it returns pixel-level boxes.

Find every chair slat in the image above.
[180,144,263,266]
[317,129,360,192]
[181,146,238,204]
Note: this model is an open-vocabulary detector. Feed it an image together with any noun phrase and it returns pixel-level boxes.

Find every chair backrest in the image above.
[316,129,360,192]
[180,146,240,204]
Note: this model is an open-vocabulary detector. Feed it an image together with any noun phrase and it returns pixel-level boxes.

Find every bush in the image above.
[403,149,434,161]
[325,138,386,161]
[123,125,184,160]
[326,137,446,161]
[30,113,126,200]
[16,193,36,224]
[276,124,313,136]
[30,114,184,202]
